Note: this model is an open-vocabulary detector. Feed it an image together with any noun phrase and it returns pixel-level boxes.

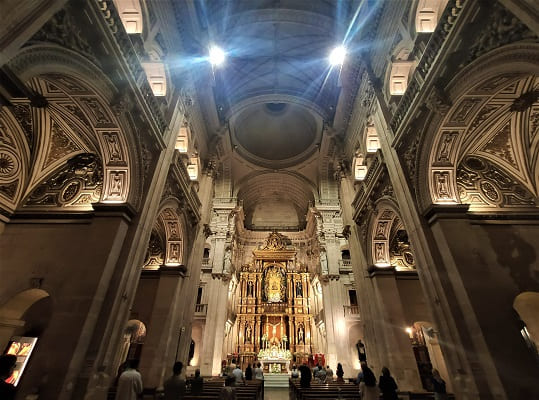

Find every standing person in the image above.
[291,365,299,378]
[317,365,327,383]
[0,355,17,400]
[115,359,143,400]
[254,362,264,381]
[245,363,253,380]
[336,363,345,383]
[378,367,398,400]
[189,369,203,395]
[326,365,334,381]
[431,369,447,400]
[357,362,378,400]
[163,361,186,400]
[232,364,245,385]
[220,376,237,400]
[298,363,312,388]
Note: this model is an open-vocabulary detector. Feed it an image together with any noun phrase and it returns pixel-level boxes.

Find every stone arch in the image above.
[513,292,539,350]
[0,289,51,351]
[419,43,539,210]
[157,201,188,267]
[368,199,416,270]
[411,321,452,391]
[6,46,137,207]
[117,319,147,365]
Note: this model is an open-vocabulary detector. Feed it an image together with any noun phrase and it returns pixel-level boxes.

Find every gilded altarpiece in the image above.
[235,232,312,371]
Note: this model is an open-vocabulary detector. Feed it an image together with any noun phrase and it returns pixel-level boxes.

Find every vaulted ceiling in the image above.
[177,0,361,229]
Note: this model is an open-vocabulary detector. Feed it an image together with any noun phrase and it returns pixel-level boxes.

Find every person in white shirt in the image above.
[232,365,245,385]
[115,360,143,400]
[253,362,264,380]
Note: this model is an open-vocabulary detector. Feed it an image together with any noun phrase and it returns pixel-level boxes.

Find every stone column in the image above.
[200,276,230,376]
[368,267,422,390]
[138,268,185,388]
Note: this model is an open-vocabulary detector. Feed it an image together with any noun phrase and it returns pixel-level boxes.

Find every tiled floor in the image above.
[264,387,289,400]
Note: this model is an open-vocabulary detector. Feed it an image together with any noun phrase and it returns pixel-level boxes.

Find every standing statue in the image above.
[245,325,252,343]
[247,281,254,297]
[298,326,304,343]
[223,248,231,272]
[295,281,303,297]
[320,249,328,273]
[356,339,367,362]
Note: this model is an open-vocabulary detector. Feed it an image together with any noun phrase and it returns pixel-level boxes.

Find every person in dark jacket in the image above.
[245,363,253,380]
[298,363,312,388]
[378,367,398,400]
[190,369,203,395]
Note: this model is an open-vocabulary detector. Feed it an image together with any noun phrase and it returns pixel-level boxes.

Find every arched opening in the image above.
[426,58,539,208]
[117,319,147,368]
[369,201,416,270]
[0,289,51,386]
[405,321,452,392]
[514,292,539,358]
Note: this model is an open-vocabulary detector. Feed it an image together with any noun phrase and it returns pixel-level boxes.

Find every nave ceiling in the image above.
[177,0,362,229]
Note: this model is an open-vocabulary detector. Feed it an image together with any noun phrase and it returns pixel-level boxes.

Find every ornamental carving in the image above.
[457,156,536,208]
[261,231,290,251]
[24,153,103,208]
[28,9,97,63]
[389,229,416,270]
[467,4,535,64]
[143,229,164,268]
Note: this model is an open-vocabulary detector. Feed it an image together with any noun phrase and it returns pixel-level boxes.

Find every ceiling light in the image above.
[209,45,225,66]
[329,45,346,66]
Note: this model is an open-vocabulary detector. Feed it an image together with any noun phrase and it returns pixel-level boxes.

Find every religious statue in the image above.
[247,280,254,297]
[223,248,231,272]
[295,281,303,297]
[356,339,367,362]
[320,249,328,273]
[245,325,252,343]
[298,326,304,343]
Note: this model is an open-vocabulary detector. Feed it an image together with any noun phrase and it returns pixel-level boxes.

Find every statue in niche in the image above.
[245,324,252,343]
[247,281,254,297]
[223,248,231,272]
[298,325,304,343]
[320,249,328,273]
[375,243,385,263]
[295,281,303,297]
[356,339,367,362]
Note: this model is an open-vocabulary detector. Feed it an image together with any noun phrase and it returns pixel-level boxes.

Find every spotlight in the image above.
[329,45,346,66]
[209,45,225,66]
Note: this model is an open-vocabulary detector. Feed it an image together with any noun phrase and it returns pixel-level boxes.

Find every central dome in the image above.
[231,102,322,167]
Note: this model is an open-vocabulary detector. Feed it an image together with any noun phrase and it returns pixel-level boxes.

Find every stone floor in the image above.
[264,387,289,400]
